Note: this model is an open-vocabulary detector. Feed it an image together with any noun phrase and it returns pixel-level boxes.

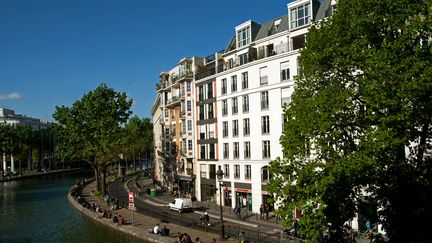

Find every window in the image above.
[200,164,207,178]
[223,143,229,159]
[209,124,215,138]
[209,164,216,179]
[187,100,192,112]
[187,120,192,131]
[244,142,251,159]
[262,116,270,134]
[245,165,251,179]
[188,140,193,151]
[164,109,169,118]
[232,97,238,114]
[224,164,230,178]
[242,95,249,113]
[281,87,293,107]
[199,86,204,101]
[239,53,249,65]
[263,140,271,158]
[200,145,206,159]
[241,72,248,89]
[207,83,213,99]
[234,164,240,178]
[232,120,239,137]
[243,118,250,136]
[222,100,228,116]
[186,81,191,92]
[209,144,215,159]
[290,3,311,29]
[199,105,205,120]
[261,166,270,182]
[237,26,251,48]
[233,142,239,159]
[281,62,290,81]
[260,66,268,85]
[208,103,214,119]
[199,125,205,139]
[231,75,237,92]
[261,91,269,109]
[223,121,228,137]
[221,78,227,95]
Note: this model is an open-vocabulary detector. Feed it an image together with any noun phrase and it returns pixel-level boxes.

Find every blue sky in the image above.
[0,0,292,121]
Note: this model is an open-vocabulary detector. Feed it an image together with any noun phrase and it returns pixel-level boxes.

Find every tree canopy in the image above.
[53,83,132,194]
[268,0,432,242]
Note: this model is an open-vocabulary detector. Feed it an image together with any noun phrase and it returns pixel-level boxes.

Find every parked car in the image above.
[168,198,193,213]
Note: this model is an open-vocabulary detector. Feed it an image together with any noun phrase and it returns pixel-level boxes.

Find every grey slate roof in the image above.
[255,15,289,41]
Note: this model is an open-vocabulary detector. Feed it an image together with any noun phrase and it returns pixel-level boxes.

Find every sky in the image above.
[0,0,293,122]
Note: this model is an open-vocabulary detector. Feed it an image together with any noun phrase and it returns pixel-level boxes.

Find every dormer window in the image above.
[274,18,282,31]
[237,26,251,48]
[290,3,311,29]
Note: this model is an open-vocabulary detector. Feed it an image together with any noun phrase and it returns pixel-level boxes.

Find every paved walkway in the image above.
[129,175,285,231]
[69,179,223,243]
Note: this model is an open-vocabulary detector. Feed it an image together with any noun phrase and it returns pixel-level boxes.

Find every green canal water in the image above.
[0,171,142,243]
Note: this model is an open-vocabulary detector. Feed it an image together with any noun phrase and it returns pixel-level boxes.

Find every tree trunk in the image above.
[101,166,107,196]
[93,165,100,192]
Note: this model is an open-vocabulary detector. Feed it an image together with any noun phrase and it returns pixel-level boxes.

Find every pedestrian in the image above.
[234,204,241,219]
[195,237,201,243]
[265,205,270,221]
[211,238,216,243]
[259,204,264,220]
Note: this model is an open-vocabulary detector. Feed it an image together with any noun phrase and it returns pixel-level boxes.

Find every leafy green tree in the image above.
[53,83,132,195]
[122,116,153,169]
[268,0,432,242]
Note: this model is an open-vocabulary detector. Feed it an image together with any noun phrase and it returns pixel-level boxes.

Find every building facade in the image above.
[152,0,334,212]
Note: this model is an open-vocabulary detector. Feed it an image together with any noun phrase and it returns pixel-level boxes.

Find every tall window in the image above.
[263,140,271,158]
[261,91,269,109]
[209,144,215,159]
[209,164,216,179]
[261,166,270,182]
[245,165,251,179]
[187,120,192,131]
[262,116,270,134]
[221,78,227,95]
[200,164,207,178]
[188,140,193,151]
[223,143,229,159]
[200,145,206,159]
[207,83,213,99]
[234,164,240,178]
[232,120,239,137]
[281,62,290,81]
[237,26,251,48]
[244,141,251,159]
[231,75,237,92]
[222,100,228,116]
[239,53,249,65]
[187,100,192,112]
[281,87,293,107]
[233,142,239,159]
[241,72,248,89]
[223,121,228,137]
[224,164,230,178]
[208,103,214,119]
[199,105,205,120]
[243,118,250,136]
[186,81,191,92]
[232,97,238,114]
[242,95,249,113]
[290,3,311,29]
[260,66,268,85]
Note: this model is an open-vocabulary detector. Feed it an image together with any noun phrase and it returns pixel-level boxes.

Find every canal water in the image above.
[0,170,142,243]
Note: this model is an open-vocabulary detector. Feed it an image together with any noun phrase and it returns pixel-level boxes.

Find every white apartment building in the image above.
[152,0,334,212]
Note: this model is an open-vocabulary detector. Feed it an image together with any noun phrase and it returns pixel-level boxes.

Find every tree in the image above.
[268,0,432,242]
[122,116,153,170]
[53,83,132,195]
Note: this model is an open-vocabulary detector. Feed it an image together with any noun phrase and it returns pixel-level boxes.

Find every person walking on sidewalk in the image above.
[259,204,264,220]
[234,204,241,219]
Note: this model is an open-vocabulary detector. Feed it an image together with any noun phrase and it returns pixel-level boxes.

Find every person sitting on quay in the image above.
[153,223,160,234]
[117,214,125,226]
[160,225,170,236]
[112,214,118,224]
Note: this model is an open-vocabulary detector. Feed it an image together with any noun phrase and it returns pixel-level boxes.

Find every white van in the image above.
[168,198,193,213]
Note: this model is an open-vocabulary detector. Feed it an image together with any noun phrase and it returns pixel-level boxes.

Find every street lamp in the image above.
[216,165,225,240]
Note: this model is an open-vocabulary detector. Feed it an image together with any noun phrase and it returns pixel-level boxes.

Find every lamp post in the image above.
[216,165,225,240]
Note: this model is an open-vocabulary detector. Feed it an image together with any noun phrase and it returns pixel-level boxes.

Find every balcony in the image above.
[196,67,216,80]
[166,96,181,108]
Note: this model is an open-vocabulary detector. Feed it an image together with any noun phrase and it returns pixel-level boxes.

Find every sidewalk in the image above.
[68,180,222,243]
[130,175,285,231]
